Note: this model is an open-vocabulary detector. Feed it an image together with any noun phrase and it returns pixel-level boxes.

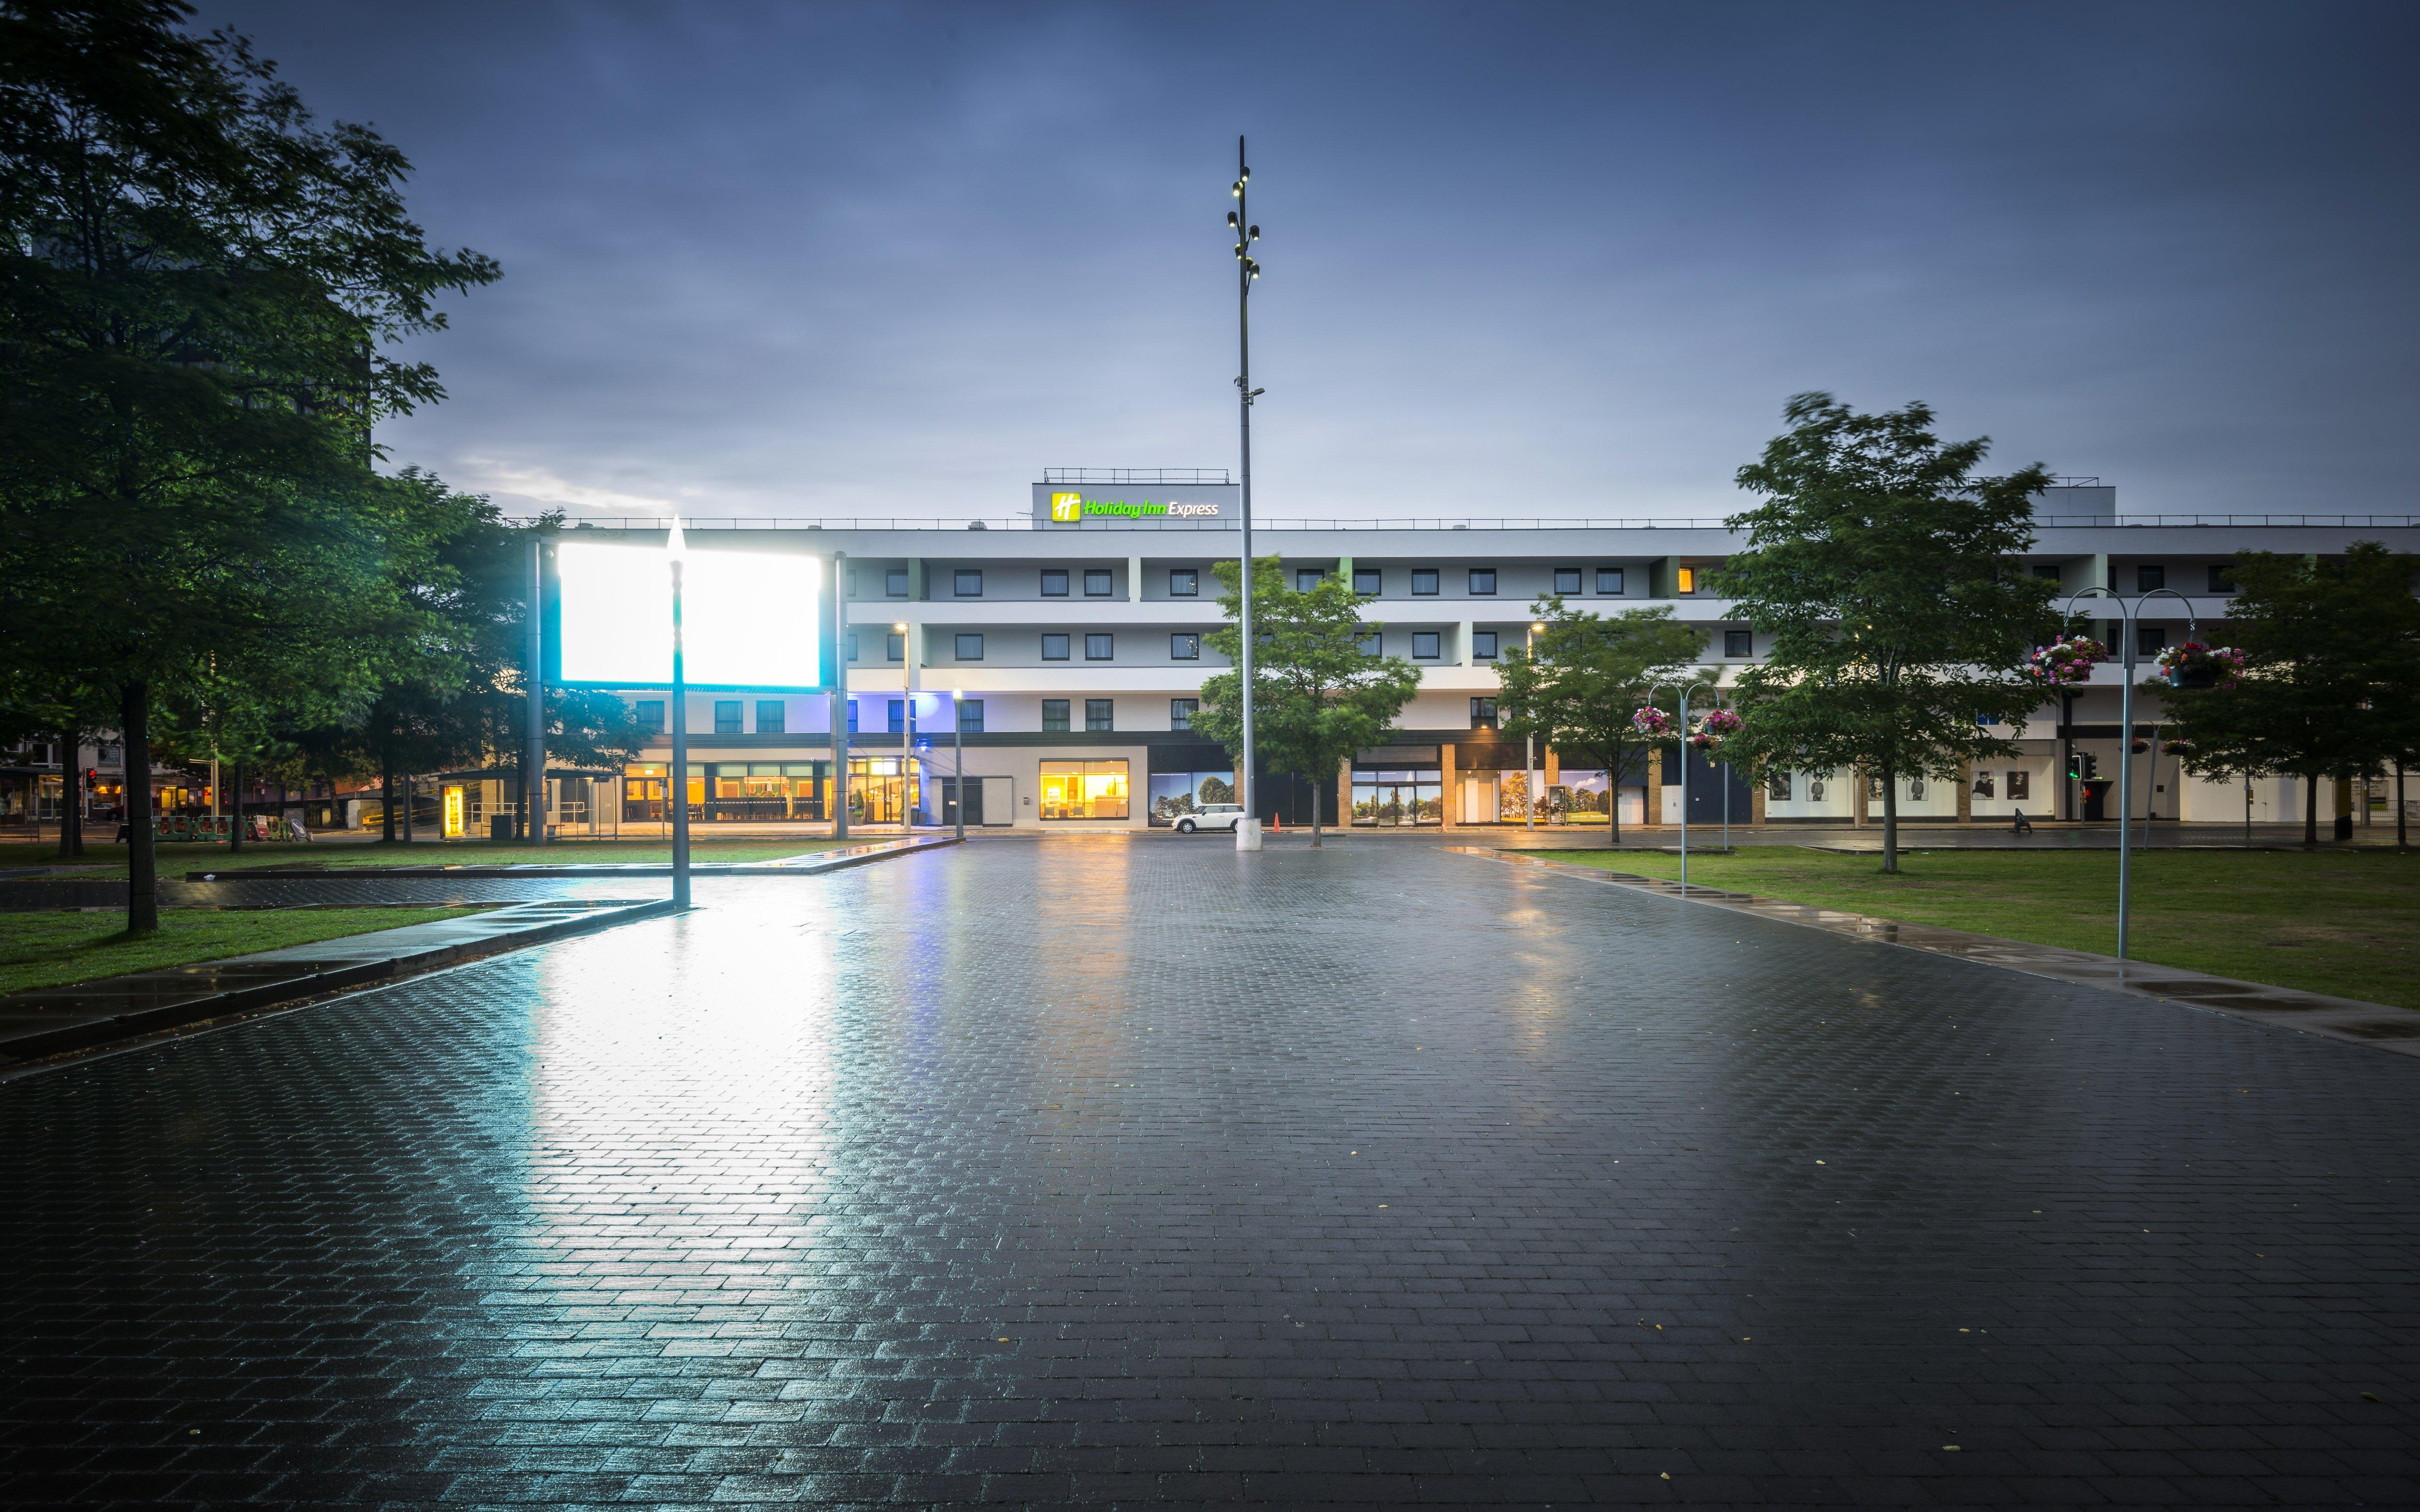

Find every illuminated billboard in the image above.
[555,539,824,690]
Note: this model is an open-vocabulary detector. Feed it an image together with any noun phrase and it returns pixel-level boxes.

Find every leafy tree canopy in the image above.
[1193,556,1422,844]
[1496,598,1701,845]
[1716,392,2058,869]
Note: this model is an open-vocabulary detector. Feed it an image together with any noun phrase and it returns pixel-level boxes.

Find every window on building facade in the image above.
[1471,630,1498,659]
[1412,630,1441,659]
[1169,568,1198,596]
[1041,569,1068,596]
[713,701,742,734]
[1469,697,1498,730]
[1040,759,1129,820]
[635,701,665,734]
[1767,770,1792,800]
[1085,699,1114,732]
[846,632,859,661]
[958,699,984,733]
[1468,569,1497,595]
[887,700,905,734]
[846,701,859,734]
[1724,629,1753,658]
[1042,633,1070,660]
[1086,633,1114,660]
[1411,569,1439,595]
[886,632,905,662]
[1597,567,1623,594]
[955,633,984,660]
[1357,630,1381,657]
[1170,698,1197,731]
[2208,563,2236,593]
[1554,568,1582,595]
[1295,568,1324,592]
[1170,633,1200,660]
[2032,563,2061,581]
[1084,568,1113,596]
[954,569,982,597]
[885,568,909,597]
[2137,564,2165,592]
[756,700,786,734]
[1353,567,1381,596]
[1042,699,1070,732]
[1676,567,1697,594]
[2138,626,2167,656]
[845,567,860,597]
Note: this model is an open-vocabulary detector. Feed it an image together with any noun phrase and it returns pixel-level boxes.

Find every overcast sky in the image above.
[210,0,2419,522]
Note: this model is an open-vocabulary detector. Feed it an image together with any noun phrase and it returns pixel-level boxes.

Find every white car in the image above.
[1173,803,1247,834]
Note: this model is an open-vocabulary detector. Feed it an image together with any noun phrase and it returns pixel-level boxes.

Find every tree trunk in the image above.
[123,682,157,934]
[1879,763,1899,874]
[2398,762,2407,852]
[514,742,527,841]
[56,723,81,860]
[2304,772,2318,849]
[1310,774,1322,847]
[380,744,395,843]
[1607,745,1622,847]
[228,759,243,851]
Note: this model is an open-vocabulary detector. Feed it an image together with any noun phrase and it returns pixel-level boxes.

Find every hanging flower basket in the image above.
[1630,706,1676,738]
[1687,708,1742,751]
[2152,641,2244,689]
[2024,635,2107,686]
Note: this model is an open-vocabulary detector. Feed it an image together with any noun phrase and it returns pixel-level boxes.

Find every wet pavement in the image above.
[3,838,2417,1507]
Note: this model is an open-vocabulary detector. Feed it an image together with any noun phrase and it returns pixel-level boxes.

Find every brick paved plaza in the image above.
[4,838,2418,1507]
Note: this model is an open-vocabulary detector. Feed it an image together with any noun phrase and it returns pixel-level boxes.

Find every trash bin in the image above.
[490,815,513,841]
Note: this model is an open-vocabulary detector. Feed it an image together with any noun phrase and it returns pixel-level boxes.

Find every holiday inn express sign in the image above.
[1031,481,1240,528]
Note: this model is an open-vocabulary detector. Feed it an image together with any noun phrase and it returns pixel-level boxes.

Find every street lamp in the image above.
[952,688,965,841]
[2063,585,2197,963]
[1525,621,1545,832]
[668,520,690,910]
[1649,678,1716,893]
[1229,135,1266,853]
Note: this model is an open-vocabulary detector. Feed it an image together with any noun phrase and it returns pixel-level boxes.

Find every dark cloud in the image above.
[210,0,2420,518]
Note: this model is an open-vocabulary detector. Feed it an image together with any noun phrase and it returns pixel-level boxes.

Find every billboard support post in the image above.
[669,523,691,909]
[831,552,849,839]
[527,531,547,846]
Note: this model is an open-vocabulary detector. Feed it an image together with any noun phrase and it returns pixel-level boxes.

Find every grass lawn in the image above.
[0,836,854,877]
[0,907,486,996]
[1530,846,2420,1011]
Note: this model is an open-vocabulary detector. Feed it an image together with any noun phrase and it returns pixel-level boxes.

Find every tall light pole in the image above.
[2063,585,2195,962]
[952,688,965,842]
[1229,136,1266,852]
[895,622,912,830]
[1525,621,1544,832]
[668,521,691,910]
[1649,679,1715,893]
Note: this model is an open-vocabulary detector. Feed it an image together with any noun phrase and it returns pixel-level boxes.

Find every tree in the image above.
[1193,556,1422,845]
[0,0,497,927]
[1496,598,1702,846]
[2162,542,2420,848]
[1716,393,2057,872]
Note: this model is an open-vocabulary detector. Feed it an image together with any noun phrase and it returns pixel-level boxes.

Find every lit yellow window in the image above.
[1677,567,1696,594]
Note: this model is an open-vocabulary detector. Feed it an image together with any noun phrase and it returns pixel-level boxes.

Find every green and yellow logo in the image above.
[1049,492,1083,523]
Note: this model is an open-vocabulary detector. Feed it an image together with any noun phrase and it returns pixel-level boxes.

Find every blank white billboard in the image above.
[556,540,823,689]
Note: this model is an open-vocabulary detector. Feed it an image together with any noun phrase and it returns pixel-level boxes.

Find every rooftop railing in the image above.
[524,513,2420,532]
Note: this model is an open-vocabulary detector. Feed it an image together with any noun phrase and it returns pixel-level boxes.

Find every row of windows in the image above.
[635,698,1203,737]
[2031,563,2237,594]
[865,565,1646,600]
[851,626,1762,664]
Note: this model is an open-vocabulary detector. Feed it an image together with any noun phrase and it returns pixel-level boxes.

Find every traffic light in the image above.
[83,767,97,790]
[2084,752,2099,778]
[2066,752,2099,780]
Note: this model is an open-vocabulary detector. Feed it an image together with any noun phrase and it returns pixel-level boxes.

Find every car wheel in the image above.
[1177,819,1195,834]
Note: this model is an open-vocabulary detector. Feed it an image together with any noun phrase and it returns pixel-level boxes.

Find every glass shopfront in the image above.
[1148,770,1235,826]
[1352,768,1443,825]
[1041,759,1129,820]
[847,756,919,824]
[710,762,828,821]
[623,763,667,822]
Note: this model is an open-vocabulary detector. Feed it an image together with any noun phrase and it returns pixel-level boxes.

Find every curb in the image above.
[1452,847,2420,1060]
[0,897,676,1071]
[178,835,959,881]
